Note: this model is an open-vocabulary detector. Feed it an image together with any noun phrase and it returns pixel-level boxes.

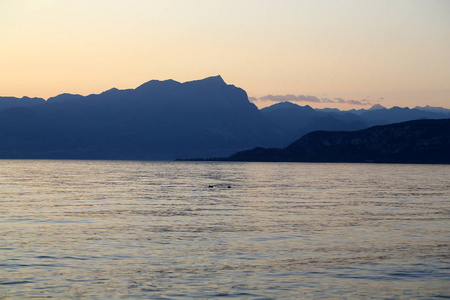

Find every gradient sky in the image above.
[1,0,449,109]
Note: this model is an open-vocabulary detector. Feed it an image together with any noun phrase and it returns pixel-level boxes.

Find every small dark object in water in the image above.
[208,185,214,188]
[227,186,231,188]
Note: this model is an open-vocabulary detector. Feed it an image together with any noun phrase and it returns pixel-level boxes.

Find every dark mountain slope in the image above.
[225,119,450,164]
[0,76,285,160]
[260,102,316,139]
[2,79,449,161]
[261,101,368,142]
[295,114,368,138]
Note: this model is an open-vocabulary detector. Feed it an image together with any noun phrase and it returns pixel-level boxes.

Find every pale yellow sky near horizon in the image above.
[1,0,449,109]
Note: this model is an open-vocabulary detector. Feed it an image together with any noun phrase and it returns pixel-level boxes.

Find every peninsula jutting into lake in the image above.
[219,119,450,164]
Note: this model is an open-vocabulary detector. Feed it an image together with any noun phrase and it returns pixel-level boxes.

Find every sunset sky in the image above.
[1,0,449,109]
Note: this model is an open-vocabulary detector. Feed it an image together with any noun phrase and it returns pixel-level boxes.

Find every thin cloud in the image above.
[347,100,363,105]
[259,94,298,102]
[253,94,373,106]
[258,95,278,101]
[333,98,372,106]
[258,94,321,103]
[334,98,346,103]
[296,95,321,103]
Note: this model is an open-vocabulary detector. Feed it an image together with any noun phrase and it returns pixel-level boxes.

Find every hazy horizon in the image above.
[2,0,449,110]
[2,75,450,111]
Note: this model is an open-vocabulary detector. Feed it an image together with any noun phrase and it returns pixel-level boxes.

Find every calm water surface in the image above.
[0,160,449,299]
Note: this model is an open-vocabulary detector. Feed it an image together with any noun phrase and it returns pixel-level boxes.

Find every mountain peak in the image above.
[47,93,84,103]
[101,87,119,95]
[369,104,387,110]
[205,75,225,83]
[136,79,181,91]
[184,75,227,86]
[261,101,314,113]
[264,101,299,110]
[136,76,227,91]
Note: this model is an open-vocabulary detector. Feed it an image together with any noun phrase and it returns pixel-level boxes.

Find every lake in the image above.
[0,160,449,299]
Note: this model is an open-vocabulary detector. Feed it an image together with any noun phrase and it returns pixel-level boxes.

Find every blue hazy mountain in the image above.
[224,119,450,164]
[414,105,450,114]
[1,77,450,160]
[261,101,369,141]
[357,106,450,126]
[0,76,286,160]
[0,96,45,111]
[261,101,450,141]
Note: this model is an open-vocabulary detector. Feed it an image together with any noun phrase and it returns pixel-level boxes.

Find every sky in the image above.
[1,0,449,110]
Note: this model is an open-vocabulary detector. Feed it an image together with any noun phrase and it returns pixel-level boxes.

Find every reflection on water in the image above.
[0,160,449,299]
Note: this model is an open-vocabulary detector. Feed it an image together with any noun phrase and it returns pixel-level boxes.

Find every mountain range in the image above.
[1,76,449,160]
[260,101,450,143]
[223,119,450,164]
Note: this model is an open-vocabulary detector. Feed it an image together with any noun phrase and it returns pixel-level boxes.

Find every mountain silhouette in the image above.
[0,96,45,111]
[261,101,450,142]
[224,119,450,164]
[368,104,387,110]
[0,76,285,160]
[1,77,450,160]
[261,101,369,142]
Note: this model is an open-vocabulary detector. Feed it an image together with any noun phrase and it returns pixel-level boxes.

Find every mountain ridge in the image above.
[1,76,449,160]
[260,101,450,144]
[222,119,450,164]
[0,76,285,160]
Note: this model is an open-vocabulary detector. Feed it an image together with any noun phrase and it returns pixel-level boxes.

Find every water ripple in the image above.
[0,160,449,299]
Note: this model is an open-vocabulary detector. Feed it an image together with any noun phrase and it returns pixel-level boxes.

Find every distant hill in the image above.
[414,105,450,114]
[260,101,369,143]
[357,106,450,127]
[224,119,450,164]
[0,96,45,111]
[261,101,450,142]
